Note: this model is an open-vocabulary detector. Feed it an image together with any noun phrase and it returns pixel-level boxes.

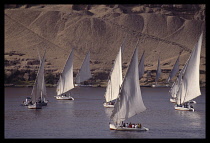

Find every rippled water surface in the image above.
[5,87,205,138]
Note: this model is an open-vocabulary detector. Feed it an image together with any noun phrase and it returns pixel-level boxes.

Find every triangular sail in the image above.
[75,51,92,84]
[110,47,146,125]
[155,58,161,83]
[31,51,46,104]
[169,77,179,98]
[176,33,203,105]
[138,50,145,79]
[56,49,74,96]
[37,48,47,100]
[169,56,187,99]
[104,47,123,102]
[167,55,180,82]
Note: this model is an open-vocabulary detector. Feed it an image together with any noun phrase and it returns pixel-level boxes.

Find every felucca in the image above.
[174,33,203,111]
[75,51,92,87]
[28,50,47,109]
[103,46,123,108]
[55,49,74,100]
[152,58,162,87]
[103,36,127,108]
[109,47,148,131]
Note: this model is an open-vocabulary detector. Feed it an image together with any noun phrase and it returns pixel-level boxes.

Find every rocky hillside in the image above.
[4,4,206,86]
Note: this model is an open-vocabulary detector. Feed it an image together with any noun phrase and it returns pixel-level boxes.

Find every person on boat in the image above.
[120,121,124,127]
[132,124,135,128]
[125,123,128,127]
[129,122,132,128]
[123,123,125,127]
[135,124,138,128]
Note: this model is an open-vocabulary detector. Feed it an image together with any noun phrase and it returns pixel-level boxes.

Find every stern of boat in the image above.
[109,124,117,130]
[174,105,194,112]
[103,102,114,108]
[170,98,176,103]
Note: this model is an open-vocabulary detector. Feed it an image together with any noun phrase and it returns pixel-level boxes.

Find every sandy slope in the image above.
[4,4,206,85]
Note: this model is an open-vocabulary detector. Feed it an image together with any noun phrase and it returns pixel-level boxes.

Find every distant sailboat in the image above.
[75,51,92,87]
[168,53,196,104]
[103,47,123,108]
[103,36,127,108]
[169,57,196,104]
[109,47,148,131]
[55,49,74,100]
[28,50,47,109]
[174,33,203,111]
[152,58,161,87]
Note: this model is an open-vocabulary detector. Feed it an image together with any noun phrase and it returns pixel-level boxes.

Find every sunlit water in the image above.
[5,87,205,138]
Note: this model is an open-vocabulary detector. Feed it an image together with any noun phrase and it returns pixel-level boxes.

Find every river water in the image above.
[4,87,205,139]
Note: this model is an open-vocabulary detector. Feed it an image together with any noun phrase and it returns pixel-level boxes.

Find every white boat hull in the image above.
[40,101,48,106]
[23,101,31,106]
[74,84,92,87]
[109,124,149,131]
[189,100,196,104]
[152,85,169,88]
[28,103,42,109]
[22,97,32,106]
[174,105,194,112]
[170,99,196,104]
[103,102,114,108]
[55,95,74,100]
[170,98,176,103]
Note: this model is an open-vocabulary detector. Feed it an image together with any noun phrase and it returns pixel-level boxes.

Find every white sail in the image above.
[167,55,180,82]
[75,51,92,84]
[31,51,46,104]
[169,78,179,98]
[155,58,161,83]
[56,49,74,96]
[111,47,146,125]
[37,48,47,100]
[138,50,145,79]
[176,33,203,105]
[169,55,188,99]
[104,47,123,102]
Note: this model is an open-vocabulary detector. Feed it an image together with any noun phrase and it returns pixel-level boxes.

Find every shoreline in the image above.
[4,83,206,88]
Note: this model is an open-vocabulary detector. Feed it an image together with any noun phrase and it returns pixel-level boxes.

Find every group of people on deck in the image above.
[108,101,115,105]
[120,122,141,128]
